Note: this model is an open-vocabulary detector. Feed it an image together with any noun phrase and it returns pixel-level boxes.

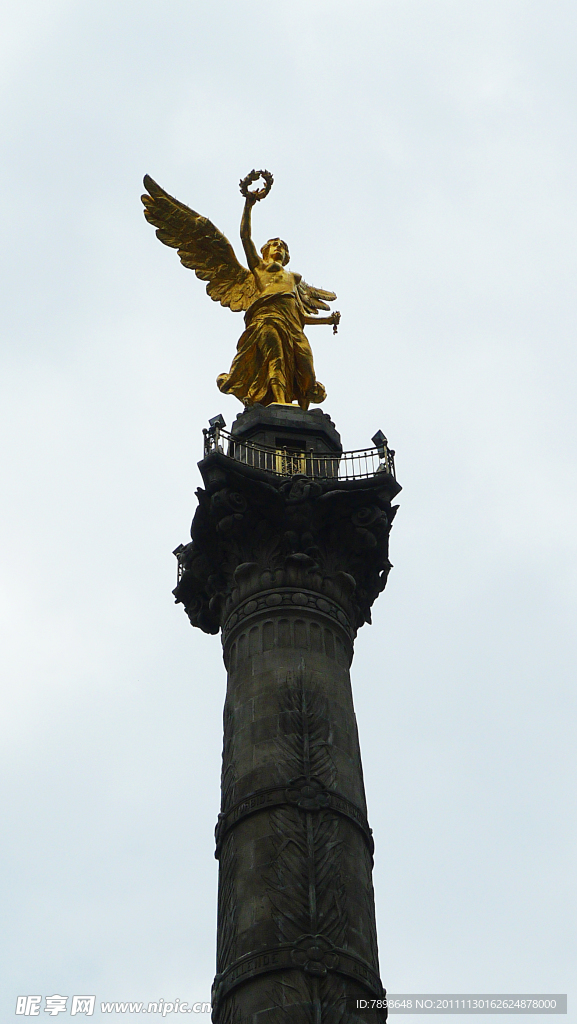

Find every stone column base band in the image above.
[212,935,386,1012]
[215,776,374,858]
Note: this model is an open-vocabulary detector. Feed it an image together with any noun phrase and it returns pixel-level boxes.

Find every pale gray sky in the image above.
[1,1,575,1020]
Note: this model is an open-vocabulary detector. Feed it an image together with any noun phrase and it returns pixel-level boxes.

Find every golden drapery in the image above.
[216,293,326,410]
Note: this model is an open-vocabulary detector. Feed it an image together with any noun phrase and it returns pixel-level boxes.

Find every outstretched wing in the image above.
[296,277,337,316]
[141,175,258,312]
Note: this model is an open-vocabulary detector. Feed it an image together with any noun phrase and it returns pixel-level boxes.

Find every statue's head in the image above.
[261,237,290,266]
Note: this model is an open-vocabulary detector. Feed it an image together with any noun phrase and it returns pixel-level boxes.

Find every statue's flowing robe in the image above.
[216,293,326,410]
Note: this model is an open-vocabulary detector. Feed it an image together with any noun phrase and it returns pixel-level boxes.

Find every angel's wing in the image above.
[141,175,258,312]
[296,277,337,316]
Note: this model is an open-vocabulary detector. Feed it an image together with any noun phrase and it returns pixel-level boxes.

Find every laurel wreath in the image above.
[239,168,274,201]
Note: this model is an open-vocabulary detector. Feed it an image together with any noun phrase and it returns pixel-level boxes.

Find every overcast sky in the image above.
[1,1,575,1020]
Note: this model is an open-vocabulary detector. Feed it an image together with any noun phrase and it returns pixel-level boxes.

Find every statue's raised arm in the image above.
[238,169,273,271]
[141,170,340,410]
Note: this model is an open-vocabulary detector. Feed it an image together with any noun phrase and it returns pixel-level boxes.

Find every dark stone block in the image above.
[230,403,342,455]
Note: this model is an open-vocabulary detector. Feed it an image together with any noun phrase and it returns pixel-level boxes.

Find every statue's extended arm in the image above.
[302,310,341,328]
[240,196,260,272]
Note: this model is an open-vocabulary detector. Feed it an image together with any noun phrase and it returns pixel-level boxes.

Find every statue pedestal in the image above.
[174,409,400,1023]
[230,404,342,457]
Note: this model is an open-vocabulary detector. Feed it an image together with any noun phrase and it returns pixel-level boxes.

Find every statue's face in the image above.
[263,238,289,265]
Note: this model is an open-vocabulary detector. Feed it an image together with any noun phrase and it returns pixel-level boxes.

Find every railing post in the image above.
[389,448,396,479]
[201,426,396,484]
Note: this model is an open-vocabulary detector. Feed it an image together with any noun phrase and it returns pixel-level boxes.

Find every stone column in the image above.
[173,408,400,1024]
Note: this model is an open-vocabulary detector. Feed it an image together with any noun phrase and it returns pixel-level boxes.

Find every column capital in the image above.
[173,452,400,636]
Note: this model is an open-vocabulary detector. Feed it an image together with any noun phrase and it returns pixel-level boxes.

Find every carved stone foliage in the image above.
[216,831,237,975]
[213,672,384,1023]
[265,677,348,1022]
[173,454,399,635]
[220,702,237,813]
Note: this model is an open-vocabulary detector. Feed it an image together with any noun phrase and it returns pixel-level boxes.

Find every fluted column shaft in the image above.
[214,584,379,1023]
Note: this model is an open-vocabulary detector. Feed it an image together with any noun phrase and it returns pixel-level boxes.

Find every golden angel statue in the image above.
[141,170,340,409]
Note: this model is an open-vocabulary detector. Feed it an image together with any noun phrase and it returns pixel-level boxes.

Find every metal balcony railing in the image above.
[202,424,396,481]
